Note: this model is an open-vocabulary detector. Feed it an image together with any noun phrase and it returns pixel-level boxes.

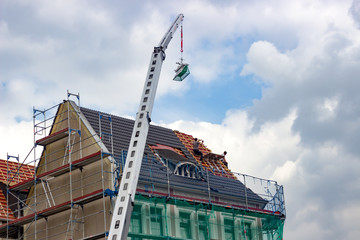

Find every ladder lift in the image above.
[108,14,188,239]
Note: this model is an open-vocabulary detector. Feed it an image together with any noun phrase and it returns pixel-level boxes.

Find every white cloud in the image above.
[0,120,34,161]
[337,203,360,239]
[241,41,297,85]
[34,0,112,30]
[271,160,297,182]
[349,0,360,29]
[316,96,339,121]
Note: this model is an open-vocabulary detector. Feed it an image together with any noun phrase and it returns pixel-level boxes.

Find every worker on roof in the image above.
[220,151,228,167]
[193,138,203,161]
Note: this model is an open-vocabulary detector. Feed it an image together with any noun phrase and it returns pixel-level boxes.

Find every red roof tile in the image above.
[173,131,236,179]
[0,160,34,185]
[0,159,35,220]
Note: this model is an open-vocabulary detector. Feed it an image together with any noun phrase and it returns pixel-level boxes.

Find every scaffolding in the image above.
[1,95,285,239]
[1,92,114,239]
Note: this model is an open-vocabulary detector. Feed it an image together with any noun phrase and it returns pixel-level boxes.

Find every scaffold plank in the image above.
[36,128,69,146]
[80,232,107,240]
[73,189,104,205]
[10,151,110,191]
[9,178,40,191]
[0,189,106,234]
[72,151,111,168]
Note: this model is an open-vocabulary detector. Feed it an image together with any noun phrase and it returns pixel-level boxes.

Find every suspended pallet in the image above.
[173,63,190,81]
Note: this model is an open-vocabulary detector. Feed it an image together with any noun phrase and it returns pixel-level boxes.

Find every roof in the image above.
[0,159,34,220]
[0,160,34,185]
[80,106,267,208]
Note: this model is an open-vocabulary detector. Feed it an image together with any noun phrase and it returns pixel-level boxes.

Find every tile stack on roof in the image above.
[0,160,34,220]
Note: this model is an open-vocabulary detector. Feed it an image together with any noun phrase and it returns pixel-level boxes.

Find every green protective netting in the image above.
[128,194,284,240]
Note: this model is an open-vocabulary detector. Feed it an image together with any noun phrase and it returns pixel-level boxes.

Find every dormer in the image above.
[149,144,203,179]
[174,162,202,179]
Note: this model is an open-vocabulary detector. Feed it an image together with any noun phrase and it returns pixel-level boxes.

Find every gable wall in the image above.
[24,101,113,239]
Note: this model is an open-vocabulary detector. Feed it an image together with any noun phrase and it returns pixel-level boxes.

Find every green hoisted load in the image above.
[173,63,190,81]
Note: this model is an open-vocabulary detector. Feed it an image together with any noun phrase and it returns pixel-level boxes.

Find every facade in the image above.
[0,99,285,239]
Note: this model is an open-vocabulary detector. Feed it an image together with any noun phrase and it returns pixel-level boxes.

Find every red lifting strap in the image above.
[181,24,183,53]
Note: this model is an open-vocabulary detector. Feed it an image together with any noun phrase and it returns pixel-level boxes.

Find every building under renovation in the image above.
[0,95,286,239]
[1,14,285,240]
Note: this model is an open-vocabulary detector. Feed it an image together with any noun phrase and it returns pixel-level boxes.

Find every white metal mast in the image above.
[108,14,184,240]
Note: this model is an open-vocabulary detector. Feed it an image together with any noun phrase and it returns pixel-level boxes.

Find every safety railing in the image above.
[116,151,286,217]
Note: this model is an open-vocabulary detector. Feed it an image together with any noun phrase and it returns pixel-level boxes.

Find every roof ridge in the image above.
[80,106,178,133]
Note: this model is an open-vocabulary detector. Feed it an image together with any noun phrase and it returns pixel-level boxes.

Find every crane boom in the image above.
[108,14,184,240]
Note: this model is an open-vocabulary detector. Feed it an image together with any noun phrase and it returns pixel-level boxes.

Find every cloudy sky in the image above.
[1,0,360,239]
